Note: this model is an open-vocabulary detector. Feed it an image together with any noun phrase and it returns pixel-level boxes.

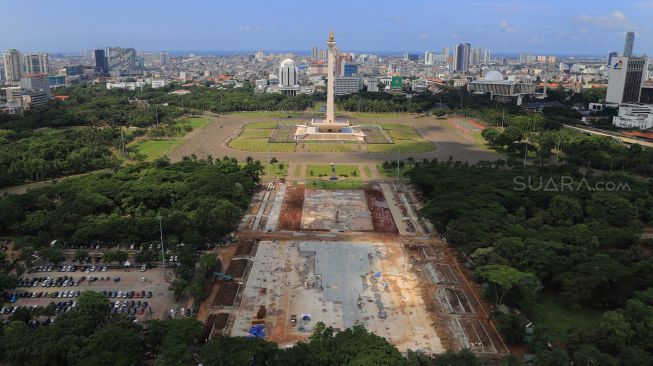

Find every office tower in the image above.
[319,49,328,59]
[106,47,137,75]
[159,51,170,65]
[454,43,470,73]
[424,51,435,66]
[442,47,450,65]
[483,49,491,64]
[606,56,647,104]
[470,47,481,65]
[403,51,409,62]
[3,49,22,82]
[93,49,109,75]
[20,73,51,109]
[607,51,618,67]
[23,54,49,74]
[255,50,264,60]
[311,46,318,60]
[623,31,635,57]
[341,62,358,77]
[278,58,299,95]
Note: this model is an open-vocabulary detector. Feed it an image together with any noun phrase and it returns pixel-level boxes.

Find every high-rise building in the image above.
[483,49,491,64]
[424,51,435,66]
[403,51,409,62]
[3,49,22,82]
[442,47,450,65]
[93,49,109,75]
[341,62,358,77]
[311,46,318,60]
[106,47,138,75]
[23,54,49,74]
[606,56,647,104]
[159,51,170,65]
[255,50,264,60]
[20,73,51,109]
[623,31,635,57]
[454,43,470,73]
[278,58,299,95]
[607,51,618,67]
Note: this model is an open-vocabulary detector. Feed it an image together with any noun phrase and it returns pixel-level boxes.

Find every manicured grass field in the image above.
[368,140,433,153]
[133,139,180,161]
[387,129,421,140]
[238,129,273,139]
[242,122,281,129]
[352,112,407,120]
[530,293,602,341]
[307,180,364,189]
[307,144,355,153]
[306,164,360,178]
[363,165,372,178]
[263,162,288,178]
[293,164,302,177]
[177,117,210,129]
[229,139,296,152]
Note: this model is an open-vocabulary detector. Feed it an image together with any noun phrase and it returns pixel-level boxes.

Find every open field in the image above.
[234,111,304,118]
[377,164,414,178]
[263,163,288,178]
[531,293,602,341]
[133,139,181,161]
[307,143,356,153]
[168,114,499,165]
[306,180,364,189]
[177,117,210,129]
[306,164,359,178]
[239,129,274,139]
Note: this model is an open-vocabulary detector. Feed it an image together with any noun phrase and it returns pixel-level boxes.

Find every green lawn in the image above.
[308,144,355,153]
[133,139,180,161]
[293,164,302,177]
[306,164,360,178]
[363,165,372,178]
[242,122,281,130]
[378,123,417,131]
[229,138,296,152]
[238,129,273,139]
[530,293,602,341]
[376,163,414,178]
[177,117,210,129]
[307,180,364,189]
[387,129,421,140]
[263,162,288,178]
[352,112,407,120]
[368,140,433,153]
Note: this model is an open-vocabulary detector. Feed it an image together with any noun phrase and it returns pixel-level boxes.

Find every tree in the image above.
[433,349,479,366]
[77,290,111,325]
[598,311,634,352]
[169,278,189,297]
[74,249,89,263]
[572,345,617,366]
[497,312,528,345]
[42,247,65,264]
[475,264,535,305]
[158,318,203,366]
[201,336,277,366]
[77,325,141,366]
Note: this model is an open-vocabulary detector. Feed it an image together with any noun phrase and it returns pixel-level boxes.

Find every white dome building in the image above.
[484,70,504,81]
[279,58,298,87]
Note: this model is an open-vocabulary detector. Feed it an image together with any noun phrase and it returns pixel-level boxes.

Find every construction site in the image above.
[200,181,507,357]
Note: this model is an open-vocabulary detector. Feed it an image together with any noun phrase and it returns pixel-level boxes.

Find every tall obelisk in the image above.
[326,31,336,123]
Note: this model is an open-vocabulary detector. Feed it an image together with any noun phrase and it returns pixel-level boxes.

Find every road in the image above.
[168,113,499,164]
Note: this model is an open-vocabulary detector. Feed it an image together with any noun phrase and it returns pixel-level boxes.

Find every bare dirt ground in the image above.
[278,185,304,231]
[364,185,398,233]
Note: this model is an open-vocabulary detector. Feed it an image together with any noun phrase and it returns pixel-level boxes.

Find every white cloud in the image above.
[499,20,519,32]
[638,1,653,8]
[237,26,263,32]
[419,33,429,39]
[576,11,634,29]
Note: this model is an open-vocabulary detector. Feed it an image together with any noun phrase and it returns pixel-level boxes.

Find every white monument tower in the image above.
[326,31,336,123]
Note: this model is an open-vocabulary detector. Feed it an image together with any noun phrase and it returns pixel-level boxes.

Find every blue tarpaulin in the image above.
[248,324,266,338]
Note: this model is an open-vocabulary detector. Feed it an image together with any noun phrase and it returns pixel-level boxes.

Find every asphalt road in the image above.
[168,113,499,164]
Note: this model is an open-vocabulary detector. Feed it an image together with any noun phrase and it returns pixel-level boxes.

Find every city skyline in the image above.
[0,0,651,55]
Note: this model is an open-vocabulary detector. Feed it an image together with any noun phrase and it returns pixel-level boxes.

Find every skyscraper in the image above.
[106,47,137,75]
[453,43,470,73]
[607,51,618,67]
[311,46,318,60]
[606,56,647,104]
[23,54,49,74]
[159,51,170,65]
[442,47,450,65]
[424,51,435,66]
[3,49,22,82]
[483,49,491,64]
[623,32,635,57]
[278,58,299,95]
[93,49,109,75]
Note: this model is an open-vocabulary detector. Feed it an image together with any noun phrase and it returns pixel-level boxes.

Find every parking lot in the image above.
[3,264,177,321]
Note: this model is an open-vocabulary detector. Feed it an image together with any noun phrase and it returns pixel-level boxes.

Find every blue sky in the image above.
[1,0,652,55]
